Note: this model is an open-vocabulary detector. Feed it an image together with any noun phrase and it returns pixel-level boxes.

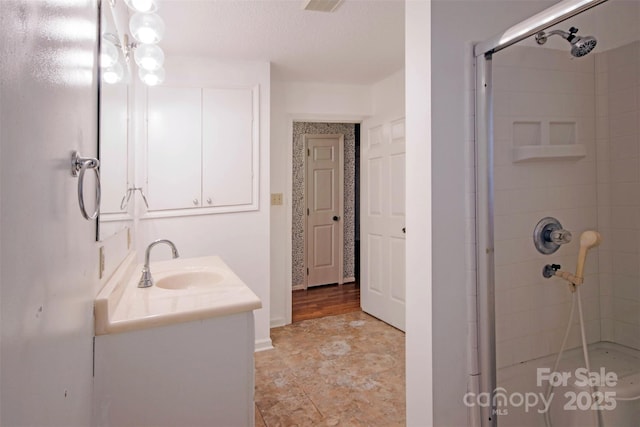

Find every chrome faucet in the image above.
[138,239,180,288]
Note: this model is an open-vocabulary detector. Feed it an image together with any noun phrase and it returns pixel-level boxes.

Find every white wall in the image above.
[136,57,272,349]
[270,81,372,326]
[0,1,100,425]
[596,39,640,351]
[405,1,432,424]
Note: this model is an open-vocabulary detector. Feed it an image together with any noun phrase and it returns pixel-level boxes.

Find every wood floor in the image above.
[292,282,360,322]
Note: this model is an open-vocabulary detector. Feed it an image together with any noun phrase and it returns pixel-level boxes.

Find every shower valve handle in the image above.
[547,229,572,245]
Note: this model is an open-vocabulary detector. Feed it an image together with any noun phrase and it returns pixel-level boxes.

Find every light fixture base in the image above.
[302,0,343,13]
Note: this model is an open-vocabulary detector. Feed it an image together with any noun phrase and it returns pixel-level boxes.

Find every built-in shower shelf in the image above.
[512,144,586,162]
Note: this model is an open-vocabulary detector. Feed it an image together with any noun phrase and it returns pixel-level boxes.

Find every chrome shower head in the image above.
[571,35,597,57]
[535,27,597,57]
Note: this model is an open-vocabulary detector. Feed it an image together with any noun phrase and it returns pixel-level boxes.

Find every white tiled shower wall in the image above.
[493,46,601,369]
[493,41,640,369]
[596,40,640,351]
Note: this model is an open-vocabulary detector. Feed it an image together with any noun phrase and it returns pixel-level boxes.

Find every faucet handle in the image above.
[549,229,572,245]
[542,264,561,278]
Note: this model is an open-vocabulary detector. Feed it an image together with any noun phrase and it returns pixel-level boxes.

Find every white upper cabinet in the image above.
[147,87,202,211]
[146,85,259,215]
[202,88,254,207]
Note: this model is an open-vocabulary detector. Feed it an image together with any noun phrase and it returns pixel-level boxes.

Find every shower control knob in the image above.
[548,229,572,245]
[534,217,572,255]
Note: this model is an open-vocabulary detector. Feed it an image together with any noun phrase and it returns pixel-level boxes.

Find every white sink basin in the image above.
[155,271,224,290]
[94,254,262,335]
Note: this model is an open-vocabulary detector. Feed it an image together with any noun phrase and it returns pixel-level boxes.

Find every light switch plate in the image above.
[271,193,283,205]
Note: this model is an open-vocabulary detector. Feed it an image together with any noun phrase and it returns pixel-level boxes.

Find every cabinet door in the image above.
[202,88,255,207]
[147,87,202,210]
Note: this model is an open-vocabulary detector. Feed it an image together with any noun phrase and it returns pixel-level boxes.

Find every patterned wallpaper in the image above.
[292,122,355,287]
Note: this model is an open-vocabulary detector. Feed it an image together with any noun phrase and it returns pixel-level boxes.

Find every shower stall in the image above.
[475,0,640,425]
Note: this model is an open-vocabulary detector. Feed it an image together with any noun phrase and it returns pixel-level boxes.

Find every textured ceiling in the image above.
[156,0,405,84]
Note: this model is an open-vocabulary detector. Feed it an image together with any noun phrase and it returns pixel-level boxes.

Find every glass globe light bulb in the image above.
[139,67,165,86]
[124,0,157,13]
[129,12,165,44]
[103,62,124,84]
[134,44,165,71]
[100,38,119,68]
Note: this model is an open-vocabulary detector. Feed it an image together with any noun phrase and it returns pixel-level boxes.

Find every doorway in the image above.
[291,122,360,321]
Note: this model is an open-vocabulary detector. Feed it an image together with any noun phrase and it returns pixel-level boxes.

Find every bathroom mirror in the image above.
[98,0,133,241]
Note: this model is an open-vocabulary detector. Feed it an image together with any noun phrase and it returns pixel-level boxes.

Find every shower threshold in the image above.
[494,341,640,426]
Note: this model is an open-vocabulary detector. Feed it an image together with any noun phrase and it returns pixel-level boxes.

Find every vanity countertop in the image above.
[94,252,262,335]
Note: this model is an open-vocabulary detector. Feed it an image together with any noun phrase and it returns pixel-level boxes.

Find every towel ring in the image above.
[71,151,101,221]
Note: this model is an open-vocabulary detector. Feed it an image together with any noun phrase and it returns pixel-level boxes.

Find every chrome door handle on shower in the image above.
[71,151,101,221]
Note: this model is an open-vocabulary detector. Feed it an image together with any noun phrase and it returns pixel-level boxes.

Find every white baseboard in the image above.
[270,317,286,328]
[254,337,274,352]
[293,278,354,290]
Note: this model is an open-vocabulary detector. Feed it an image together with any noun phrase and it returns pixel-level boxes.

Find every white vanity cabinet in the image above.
[93,254,261,427]
[146,85,258,214]
[94,312,256,427]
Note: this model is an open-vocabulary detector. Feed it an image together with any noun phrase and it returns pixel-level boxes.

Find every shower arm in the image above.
[535,28,575,45]
[544,30,567,39]
[545,29,571,38]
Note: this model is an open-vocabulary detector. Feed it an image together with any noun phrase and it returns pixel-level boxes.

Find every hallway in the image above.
[292,282,361,323]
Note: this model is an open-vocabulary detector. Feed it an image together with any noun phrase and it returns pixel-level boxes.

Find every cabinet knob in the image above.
[207,198,212,205]
[193,199,199,206]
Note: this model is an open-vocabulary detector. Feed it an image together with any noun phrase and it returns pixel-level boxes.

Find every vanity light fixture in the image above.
[104,0,167,86]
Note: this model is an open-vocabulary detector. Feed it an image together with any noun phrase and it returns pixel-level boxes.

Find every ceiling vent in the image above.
[302,0,343,13]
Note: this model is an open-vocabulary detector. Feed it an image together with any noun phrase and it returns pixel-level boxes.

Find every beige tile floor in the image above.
[255,311,406,426]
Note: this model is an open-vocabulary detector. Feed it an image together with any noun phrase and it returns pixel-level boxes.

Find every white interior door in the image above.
[361,118,406,331]
[305,134,344,288]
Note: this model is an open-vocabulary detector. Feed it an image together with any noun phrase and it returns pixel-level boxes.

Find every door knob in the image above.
[333,216,340,221]
[402,227,406,233]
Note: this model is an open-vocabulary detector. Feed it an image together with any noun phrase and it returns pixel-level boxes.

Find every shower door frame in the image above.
[473,1,609,426]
